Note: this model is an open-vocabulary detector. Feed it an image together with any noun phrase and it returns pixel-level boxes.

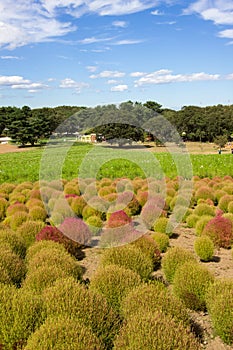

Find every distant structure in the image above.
[80,133,97,143]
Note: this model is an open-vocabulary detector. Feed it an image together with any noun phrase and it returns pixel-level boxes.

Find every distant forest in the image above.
[0,101,233,145]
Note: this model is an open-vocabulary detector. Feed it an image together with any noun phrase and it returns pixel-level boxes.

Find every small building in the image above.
[80,133,97,143]
[0,137,11,144]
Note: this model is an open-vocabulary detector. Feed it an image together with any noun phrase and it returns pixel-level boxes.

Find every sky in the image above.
[0,0,233,110]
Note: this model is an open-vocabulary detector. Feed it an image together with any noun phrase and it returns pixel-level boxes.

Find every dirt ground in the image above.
[1,141,232,155]
[80,225,233,350]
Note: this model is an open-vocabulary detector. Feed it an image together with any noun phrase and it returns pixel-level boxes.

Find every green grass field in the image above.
[1,142,233,184]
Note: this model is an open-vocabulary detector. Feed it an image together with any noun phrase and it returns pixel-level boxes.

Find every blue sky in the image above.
[0,0,233,110]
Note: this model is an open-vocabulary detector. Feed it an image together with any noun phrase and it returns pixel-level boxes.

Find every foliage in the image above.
[100,245,154,280]
[202,213,233,248]
[121,282,190,326]
[151,232,170,252]
[90,264,142,312]
[0,244,26,286]
[113,311,201,350]
[43,277,120,348]
[195,215,213,236]
[173,261,214,311]
[130,235,161,268]
[16,220,45,249]
[58,217,91,246]
[193,203,215,217]
[206,279,233,345]
[24,315,104,350]
[153,217,173,237]
[36,225,85,259]
[186,213,200,228]
[161,247,196,283]
[194,236,214,261]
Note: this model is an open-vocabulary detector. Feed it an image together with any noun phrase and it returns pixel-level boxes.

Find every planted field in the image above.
[0,142,233,183]
[0,170,233,349]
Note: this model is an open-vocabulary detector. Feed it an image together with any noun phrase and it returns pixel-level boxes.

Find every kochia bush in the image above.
[194,235,214,262]
[202,214,233,248]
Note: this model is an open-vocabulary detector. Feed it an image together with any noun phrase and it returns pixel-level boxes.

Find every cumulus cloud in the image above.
[134,69,220,86]
[185,1,233,39]
[59,78,89,92]
[111,84,128,92]
[0,75,48,91]
[130,71,146,77]
[90,70,125,79]
[112,20,128,28]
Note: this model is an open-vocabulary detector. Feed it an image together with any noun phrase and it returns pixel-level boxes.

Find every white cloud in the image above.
[130,71,146,77]
[79,36,113,44]
[59,78,89,92]
[90,70,125,79]
[218,29,233,39]
[134,69,220,86]
[112,20,127,28]
[113,39,143,45]
[107,79,119,84]
[11,82,48,90]
[0,75,48,91]
[111,84,128,92]
[86,65,98,72]
[151,9,163,15]
[185,0,233,35]
[0,55,22,59]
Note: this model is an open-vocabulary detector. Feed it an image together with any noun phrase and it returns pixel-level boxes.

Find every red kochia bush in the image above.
[202,213,233,248]
[106,210,132,228]
[36,225,86,259]
[59,217,91,245]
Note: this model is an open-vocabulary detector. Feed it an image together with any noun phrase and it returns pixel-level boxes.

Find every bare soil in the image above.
[80,225,233,350]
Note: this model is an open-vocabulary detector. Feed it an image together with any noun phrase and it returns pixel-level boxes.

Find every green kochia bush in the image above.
[130,235,161,269]
[151,232,169,252]
[0,244,26,286]
[173,261,214,311]
[43,277,120,348]
[0,286,45,350]
[195,215,213,236]
[0,226,26,258]
[194,236,214,261]
[186,213,199,228]
[120,282,190,327]
[206,279,233,345]
[100,245,154,280]
[24,315,104,350]
[113,311,201,350]
[161,247,196,283]
[17,220,45,249]
[90,264,142,312]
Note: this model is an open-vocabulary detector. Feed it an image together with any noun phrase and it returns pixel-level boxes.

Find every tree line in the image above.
[0,101,233,146]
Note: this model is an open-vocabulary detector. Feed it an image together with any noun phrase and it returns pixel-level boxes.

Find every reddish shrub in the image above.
[36,225,86,258]
[195,186,214,202]
[59,217,91,245]
[136,191,148,207]
[218,194,233,212]
[106,210,132,228]
[6,202,28,217]
[202,214,233,248]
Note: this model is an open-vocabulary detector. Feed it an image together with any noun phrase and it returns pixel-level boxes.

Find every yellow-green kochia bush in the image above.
[0,244,26,286]
[100,245,154,280]
[90,264,142,312]
[0,286,45,350]
[0,225,26,258]
[173,261,214,311]
[43,277,120,348]
[24,315,105,350]
[120,282,190,327]
[151,232,169,252]
[16,220,45,249]
[194,236,214,261]
[161,247,196,283]
[113,311,201,350]
[206,279,233,345]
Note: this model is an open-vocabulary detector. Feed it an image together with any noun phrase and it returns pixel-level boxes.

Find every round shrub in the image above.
[151,232,169,252]
[70,196,87,217]
[8,211,29,231]
[100,245,154,280]
[0,287,45,349]
[0,183,15,194]
[29,206,47,221]
[24,315,104,350]
[173,261,214,311]
[141,203,163,229]
[130,234,161,268]
[193,203,215,217]
[161,247,196,283]
[26,239,67,261]
[195,215,213,236]
[121,282,190,326]
[186,213,199,228]
[17,220,45,249]
[113,311,201,350]
[58,217,91,246]
[228,201,233,213]
[153,217,173,237]
[206,279,233,345]
[0,244,26,286]
[26,246,82,279]
[195,186,214,202]
[202,214,233,248]
[9,193,26,204]
[6,202,28,216]
[64,182,80,196]
[136,190,148,207]
[218,194,233,212]
[0,226,26,258]
[43,277,119,348]
[26,198,44,209]
[169,195,191,211]
[85,215,103,235]
[90,264,141,312]
[194,236,214,261]
[106,210,132,228]
[82,204,104,221]
[223,212,233,223]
